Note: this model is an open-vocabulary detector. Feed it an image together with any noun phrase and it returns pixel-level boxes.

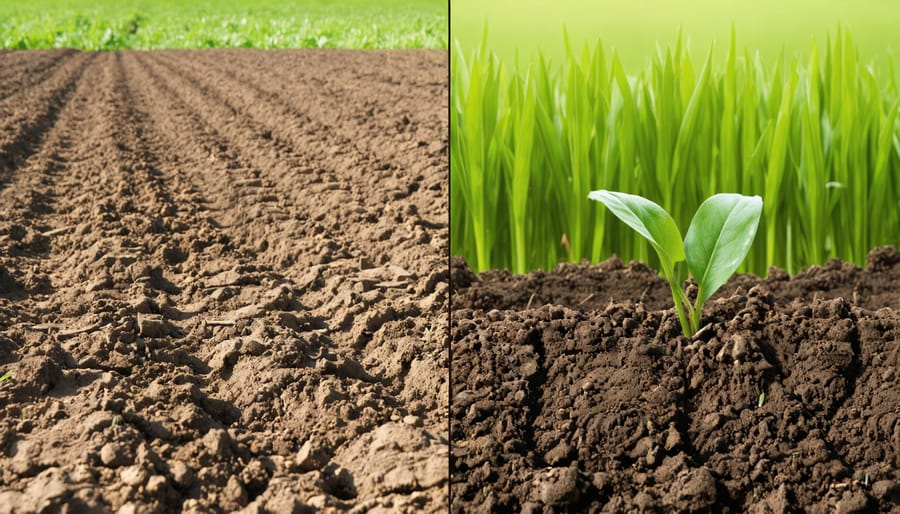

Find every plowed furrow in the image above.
[146,53,349,196]
[182,50,446,185]
[147,51,446,277]
[118,53,277,265]
[156,49,435,278]
[115,52,255,268]
[0,52,94,183]
[175,50,448,224]
[209,49,448,145]
[0,55,100,223]
[0,49,69,81]
[198,49,446,119]
[101,52,182,229]
[132,52,351,272]
[0,50,76,101]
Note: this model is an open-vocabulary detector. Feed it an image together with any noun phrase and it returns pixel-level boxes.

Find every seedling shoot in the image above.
[589,190,762,337]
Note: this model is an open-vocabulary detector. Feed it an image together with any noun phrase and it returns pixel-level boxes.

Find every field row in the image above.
[0,49,449,512]
[0,0,447,50]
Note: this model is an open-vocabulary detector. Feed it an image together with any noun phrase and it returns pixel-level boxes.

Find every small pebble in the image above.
[224,475,247,505]
[145,475,167,495]
[137,315,173,338]
[402,415,423,427]
[731,334,748,361]
[538,467,579,506]
[202,428,231,456]
[169,460,194,489]
[120,465,148,486]
[296,439,330,472]
[100,443,128,468]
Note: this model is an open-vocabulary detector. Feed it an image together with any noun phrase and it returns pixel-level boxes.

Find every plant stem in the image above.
[668,279,694,337]
[690,298,702,336]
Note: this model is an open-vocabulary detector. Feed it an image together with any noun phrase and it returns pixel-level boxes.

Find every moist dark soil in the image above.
[451,248,900,513]
[0,49,448,513]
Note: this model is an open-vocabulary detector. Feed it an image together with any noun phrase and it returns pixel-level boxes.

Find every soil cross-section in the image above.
[452,251,900,513]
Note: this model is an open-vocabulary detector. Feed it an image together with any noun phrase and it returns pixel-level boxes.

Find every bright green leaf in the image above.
[684,194,763,306]
[587,190,685,274]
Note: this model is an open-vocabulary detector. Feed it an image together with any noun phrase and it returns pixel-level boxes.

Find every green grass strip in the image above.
[0,0,447,50]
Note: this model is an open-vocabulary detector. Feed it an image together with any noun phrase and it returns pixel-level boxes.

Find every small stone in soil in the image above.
[224,475,248,506]
[146,475,167,495]
[202,428,232,457]
[535,467,580,507]
[137,315,174,338]
[120,465,149,486]
[168,460,194,489]
[664,425,682,451]
[402,415,423,427]
[872,480,900,503]
[544,441,572,466]
[99,443,128,467]
[675,468,717,510]
[296,439,330,472]
[731,334,749,361]
[836,490,872,514]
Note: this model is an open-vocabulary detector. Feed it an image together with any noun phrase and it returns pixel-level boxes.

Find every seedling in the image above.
[758,391,766,408]
[588,191,762,337]
[0,371,11,385]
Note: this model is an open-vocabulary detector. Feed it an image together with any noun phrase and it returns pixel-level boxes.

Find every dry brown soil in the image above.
[0,49,448,513]
[451,248,900,513]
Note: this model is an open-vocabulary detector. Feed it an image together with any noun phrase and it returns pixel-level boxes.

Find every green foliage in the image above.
[450,28,900,277]
[0,0,447,50]
[586,191,684,278]
[684,194,763,308]
[590,191,761,337]
[0,371,11,384]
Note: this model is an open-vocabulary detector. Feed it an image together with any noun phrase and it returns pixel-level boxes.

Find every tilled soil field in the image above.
[0,49,448,513]
[451,249,900,513]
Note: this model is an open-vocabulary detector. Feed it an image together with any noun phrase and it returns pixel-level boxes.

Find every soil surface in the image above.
[451,248,900,513]
[0,49,448,513]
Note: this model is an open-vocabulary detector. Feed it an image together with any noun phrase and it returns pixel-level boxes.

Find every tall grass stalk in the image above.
[451,27,900,275]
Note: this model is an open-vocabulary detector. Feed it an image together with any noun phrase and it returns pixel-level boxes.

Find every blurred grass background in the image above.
[452,0,900,75]
[1,0,448,50]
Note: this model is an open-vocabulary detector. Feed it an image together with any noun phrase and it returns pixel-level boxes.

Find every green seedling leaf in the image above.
[758,391,766,407]
[684,194,763,307]
[590,190,762,337]
[586,190,685,275]
[0,371,12,384]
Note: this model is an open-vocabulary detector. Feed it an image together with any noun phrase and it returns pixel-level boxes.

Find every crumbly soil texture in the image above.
[451,248,900,513]
[0,49,448,513]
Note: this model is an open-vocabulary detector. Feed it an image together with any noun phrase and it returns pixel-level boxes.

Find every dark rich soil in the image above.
[0,49,448,513]
[451,248,900,513]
